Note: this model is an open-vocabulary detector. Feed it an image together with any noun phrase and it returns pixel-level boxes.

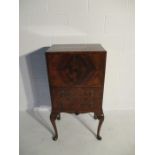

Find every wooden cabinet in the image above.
[45,44,107,140]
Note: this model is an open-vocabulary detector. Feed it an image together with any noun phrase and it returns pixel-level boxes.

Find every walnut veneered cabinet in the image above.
[45,44,107,140]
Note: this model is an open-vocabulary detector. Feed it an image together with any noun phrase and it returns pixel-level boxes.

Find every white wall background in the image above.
[19,0,134,111]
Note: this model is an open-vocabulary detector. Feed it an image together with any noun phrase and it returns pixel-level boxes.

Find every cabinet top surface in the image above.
[47,44,106,52]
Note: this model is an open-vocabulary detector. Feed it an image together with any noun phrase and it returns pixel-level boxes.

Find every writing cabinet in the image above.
[45,44,107,140]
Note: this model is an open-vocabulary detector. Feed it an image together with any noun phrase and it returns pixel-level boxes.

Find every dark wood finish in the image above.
[97,113,104,140]
[45,44,107,140]
[50,112,58,140]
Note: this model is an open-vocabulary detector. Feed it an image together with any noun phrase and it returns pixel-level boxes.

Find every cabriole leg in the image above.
[50,112,58,141]
[96,113,104,140]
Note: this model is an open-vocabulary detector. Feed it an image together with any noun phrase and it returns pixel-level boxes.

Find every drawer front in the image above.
[46,52,106,87]
[51,87,103,112]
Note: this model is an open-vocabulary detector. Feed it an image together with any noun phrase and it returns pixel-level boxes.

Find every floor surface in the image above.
[19,110,135,155]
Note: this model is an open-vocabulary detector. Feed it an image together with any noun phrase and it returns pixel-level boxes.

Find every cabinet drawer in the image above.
[46,52,106,87]
[51,87,103,111]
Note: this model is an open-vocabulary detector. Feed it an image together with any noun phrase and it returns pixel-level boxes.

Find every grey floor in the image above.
[19,110,135,155]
